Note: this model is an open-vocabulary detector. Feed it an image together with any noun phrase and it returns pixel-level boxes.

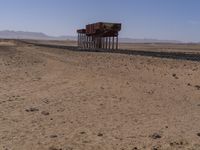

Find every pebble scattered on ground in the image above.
[25,107,39,112]
[41,111,50,116]
[149,133,162,139]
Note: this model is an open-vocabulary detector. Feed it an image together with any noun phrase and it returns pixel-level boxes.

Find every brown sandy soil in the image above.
[0,40,200,150]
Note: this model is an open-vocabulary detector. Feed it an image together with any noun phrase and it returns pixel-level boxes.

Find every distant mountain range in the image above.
[0,30,185,43]
[0,30,76,41]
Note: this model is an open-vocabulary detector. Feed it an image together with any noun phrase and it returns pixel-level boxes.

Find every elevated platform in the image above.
[86,22,121,37]
[77,22,122,50]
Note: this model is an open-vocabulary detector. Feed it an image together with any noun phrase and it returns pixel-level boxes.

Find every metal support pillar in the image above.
[102,37,105,49]
[83,34,85,49]
[108,37,109,49]
[94,37,96,49]
[116,35,118,50]
[77,33,79,47]
[105,37,108,49]
[112,36,115,50]
[80,33,82,48]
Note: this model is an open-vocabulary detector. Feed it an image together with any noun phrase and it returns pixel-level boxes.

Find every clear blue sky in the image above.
[0,0,199,42]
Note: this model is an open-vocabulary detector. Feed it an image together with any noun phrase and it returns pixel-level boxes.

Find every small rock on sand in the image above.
[50,135,58,138]
[172,74,179,79]
[41,111,50,116]
[151,145,161,150]
[25,107,39,112]
[49,146,61,150]
[97,133,103,137]
[149,133,162,139]
[195,85,200,90]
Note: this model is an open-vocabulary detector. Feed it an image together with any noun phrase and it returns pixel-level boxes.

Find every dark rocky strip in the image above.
[21,40,200,62]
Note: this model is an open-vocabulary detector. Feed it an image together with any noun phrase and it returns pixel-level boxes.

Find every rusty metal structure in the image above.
[77,22,121,50]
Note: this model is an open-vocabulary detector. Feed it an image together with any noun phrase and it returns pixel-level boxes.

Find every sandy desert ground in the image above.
[0,39,200,150]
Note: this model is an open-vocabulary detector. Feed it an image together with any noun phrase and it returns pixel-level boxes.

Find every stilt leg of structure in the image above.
[103,37,105,49]
[85,36,87,49]
[83,34,85,48]
[94,37,96,49]
[85,34,86,48]
[81,33,82,48]
[88,36,90,49]
[116,35,118,50]
[91,36,93,49]
[96,37,99,49]
[93,37,95,49]
[81,34,83,48]
[79,33,81,47]
[90,36,92,49]
[101,37,103,49]
[112,36,115,50]
[80,34,82,48]
[98,37,100,49]
[108,37,111,49]
[91,36,92,49]
[87,36,89,49]
[100,37,102,49]
[77,33,79,47]
[105,37,107,49]
[104,37,105,49]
